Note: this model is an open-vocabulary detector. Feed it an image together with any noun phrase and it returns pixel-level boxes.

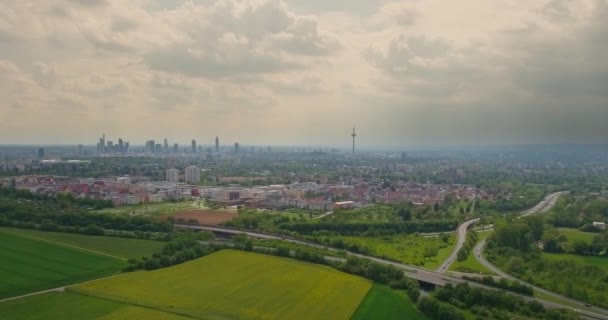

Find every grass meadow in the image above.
[557,228,597,244]
[542,252,608,272]
[72,250,372,320]
[350,284,428,320]
[0,292,190,320]
[0,227,164,259]
[329,233,456,268]
[0,231,125,299]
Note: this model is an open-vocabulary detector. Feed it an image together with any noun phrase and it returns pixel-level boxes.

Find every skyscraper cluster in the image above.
[97,133,129,154]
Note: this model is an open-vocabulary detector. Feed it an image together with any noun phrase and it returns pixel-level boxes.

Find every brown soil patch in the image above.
[172,210,238,226]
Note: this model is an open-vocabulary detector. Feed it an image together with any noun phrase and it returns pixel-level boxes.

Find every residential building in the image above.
[166,168,179,183]
[185,165,201,184]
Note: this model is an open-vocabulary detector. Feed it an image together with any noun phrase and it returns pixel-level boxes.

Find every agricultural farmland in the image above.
[351,284,428,320]
[72,250,372,320]
[0,231,125,299]
[0,291,190,320]
[0,228,164,259]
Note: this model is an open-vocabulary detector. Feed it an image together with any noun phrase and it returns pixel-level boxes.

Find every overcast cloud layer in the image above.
[1,0,607,147]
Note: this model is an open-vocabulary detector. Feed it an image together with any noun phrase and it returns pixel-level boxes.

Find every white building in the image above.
[185,165,201,184]
[116,176,131,184]
[166,168,179,183]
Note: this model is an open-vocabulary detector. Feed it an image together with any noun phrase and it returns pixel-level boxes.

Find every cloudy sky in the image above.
[1,0,607,147]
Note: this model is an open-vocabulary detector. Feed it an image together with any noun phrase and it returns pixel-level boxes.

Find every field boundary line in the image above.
[68,289,203,320]
[0,273,121,303]
[1,231,127,261]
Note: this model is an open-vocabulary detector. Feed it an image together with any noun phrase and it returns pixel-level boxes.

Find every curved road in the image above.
[175,223,608,320]
[470,191,608,318]
[475,239,608,318]
[437,218,479,272]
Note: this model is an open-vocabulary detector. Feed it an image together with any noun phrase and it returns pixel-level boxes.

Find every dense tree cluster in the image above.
[487,217,608,308]
[546,194,608,230]
[279,219,458,236]
[126,231,214,271]
[427,283,579,320]
[457,230,478,261]
[0,188,172,238]
[462,275,533,296]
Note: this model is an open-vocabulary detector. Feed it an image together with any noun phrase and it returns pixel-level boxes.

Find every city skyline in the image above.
[1,0,607,146]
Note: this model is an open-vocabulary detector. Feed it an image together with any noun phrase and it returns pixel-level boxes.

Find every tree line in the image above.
[421,282,579,320]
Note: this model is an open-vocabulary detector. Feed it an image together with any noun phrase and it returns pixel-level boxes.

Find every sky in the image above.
[0,0,607,147]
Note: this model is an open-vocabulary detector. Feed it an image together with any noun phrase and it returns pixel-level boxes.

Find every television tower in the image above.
[351,126,357,158]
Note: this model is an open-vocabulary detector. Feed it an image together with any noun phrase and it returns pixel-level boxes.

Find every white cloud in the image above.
[0,0,606,146]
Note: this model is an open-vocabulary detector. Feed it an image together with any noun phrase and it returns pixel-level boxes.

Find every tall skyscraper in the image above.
[166,168,179,183]
[234,142,239,154]
[164,139,169,153]
[173,143,179,153]
[37,147,45,159]
[351,126,357,158]
[185,165,201,184]
[192,139,197,153]
[118,138,124,153]
[102,133,105,153]
[77,144,84,154]
[215,136,219,153]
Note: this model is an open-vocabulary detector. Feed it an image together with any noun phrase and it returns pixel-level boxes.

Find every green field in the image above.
[0,228,164,259]
[350,284,428,320]
[329,234,455,268]
[0,292,190,320]
[0,232,126,299]
[72,250,372,320]
[98,199,208,217]
[542,253,608,272]
[557,228,597,244]
[450,231,495,275]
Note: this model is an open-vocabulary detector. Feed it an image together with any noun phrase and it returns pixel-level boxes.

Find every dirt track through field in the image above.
[1,231,126,261]
[173,210,238,225]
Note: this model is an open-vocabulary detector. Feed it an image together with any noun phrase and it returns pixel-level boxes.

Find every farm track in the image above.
[1,231,127,261]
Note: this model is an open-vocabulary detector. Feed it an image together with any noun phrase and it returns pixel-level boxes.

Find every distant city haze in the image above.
[0,0,607,146]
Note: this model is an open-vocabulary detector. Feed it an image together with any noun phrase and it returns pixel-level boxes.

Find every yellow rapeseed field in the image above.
[72,250,372,320]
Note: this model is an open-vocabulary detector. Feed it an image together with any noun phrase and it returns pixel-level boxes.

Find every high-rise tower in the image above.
[215,136,219,153]
[351,126,357,158]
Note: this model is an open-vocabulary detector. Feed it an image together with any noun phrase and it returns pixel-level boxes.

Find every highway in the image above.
[175,221,608,319]
[436,191,567,274]
[468,191,608,318]
[474,239,608,319]
[436,218,479,272]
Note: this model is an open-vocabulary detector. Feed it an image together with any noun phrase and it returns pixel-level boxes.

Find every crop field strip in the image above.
[0,291,193,320]
[0,227,164,259]
[350,284,428,320]
[72,250,372,320]
[0,231,125,299]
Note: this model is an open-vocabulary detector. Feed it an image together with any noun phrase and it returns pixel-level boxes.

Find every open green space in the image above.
[323,233,455,268]
[72,250,372,320]
[557,228,597,244]
[350,284,428,320]
[0,232,126,299]
[450,231,495,275]
[425,234,457,269]
[449,251,495,275]
[0,291,190,320]
[542,252,608,272]
[0,228,164,259]
[98,200,208,217]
